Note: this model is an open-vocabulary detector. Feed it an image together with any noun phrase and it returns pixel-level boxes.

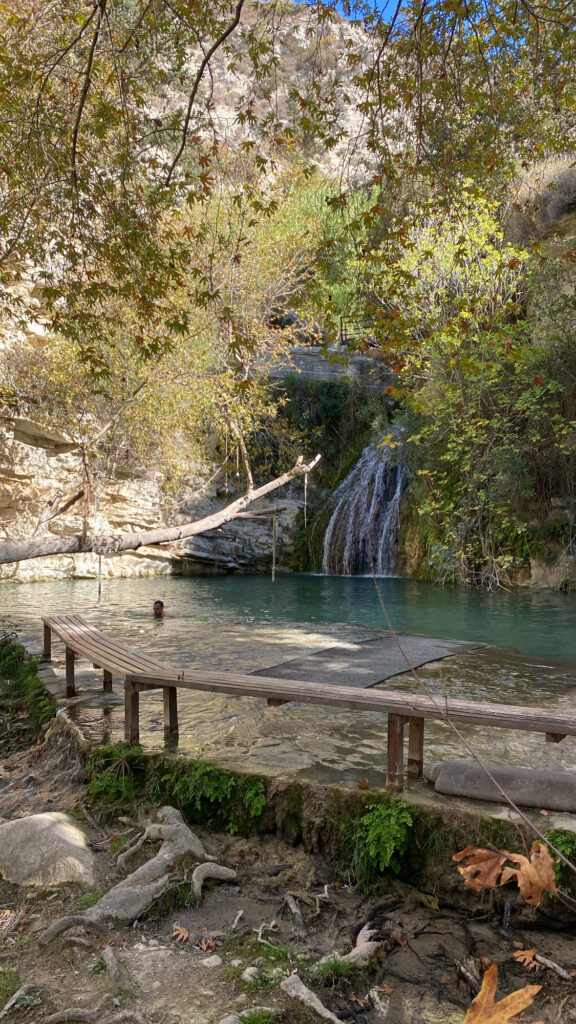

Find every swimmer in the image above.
[152,600,166,618]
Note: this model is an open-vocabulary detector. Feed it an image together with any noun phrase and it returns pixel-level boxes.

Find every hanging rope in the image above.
[304,471,308,529]
[271,513,277,582]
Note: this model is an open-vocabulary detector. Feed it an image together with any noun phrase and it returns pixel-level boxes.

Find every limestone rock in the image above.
[0,811,95,887]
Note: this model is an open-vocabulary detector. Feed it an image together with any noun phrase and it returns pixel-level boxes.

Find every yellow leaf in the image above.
[513,949,541,972]
[499,844,558,908]
[453,846,507,892]
[171,925,189,943]
[464,964,543,1024]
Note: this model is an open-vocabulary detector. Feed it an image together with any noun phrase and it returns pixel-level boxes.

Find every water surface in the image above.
[2,574,575,785]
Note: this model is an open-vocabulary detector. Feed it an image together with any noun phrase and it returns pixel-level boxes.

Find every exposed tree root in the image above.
[40,807,234,945]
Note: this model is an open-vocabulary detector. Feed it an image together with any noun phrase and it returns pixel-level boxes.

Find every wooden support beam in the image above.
[65,646,75,697]
[387,714,406,790]
[125,682,140,745]
[103,670,113,693]
[163,686,179,744]
[43,623,52,661]
[407,716,424,777]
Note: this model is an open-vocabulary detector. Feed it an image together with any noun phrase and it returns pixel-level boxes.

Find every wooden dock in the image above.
[43,615,576,791]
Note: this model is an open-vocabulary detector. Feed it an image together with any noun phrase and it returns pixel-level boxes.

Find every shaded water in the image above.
[2,575,575,785]
[4,573,574,661]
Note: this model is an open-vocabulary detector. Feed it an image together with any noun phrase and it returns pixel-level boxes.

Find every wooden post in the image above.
[125,682,140,745]
[163,686,179,743]
[43,624,52,661]
[387,714,406,790]
[407,717,424,777]
[65,647,75,698]
[103,670,113,693]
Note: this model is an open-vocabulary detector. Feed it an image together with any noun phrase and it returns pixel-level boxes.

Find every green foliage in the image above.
[0,638,56,735]
[342,800,417,887]
[153,760,266,834]
[13,992,42,1010]
[0,966,20,1005]
[310,954,361,985]
[77,889,104,909]
[240,1009,280,1024]
[357,191,575,587]
[546,829,576,891]
[86,747,267,834]
[86,745,148,805]
[89,956,108,975]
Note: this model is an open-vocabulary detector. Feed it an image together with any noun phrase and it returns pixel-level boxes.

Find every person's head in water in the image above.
[153,600,165,618]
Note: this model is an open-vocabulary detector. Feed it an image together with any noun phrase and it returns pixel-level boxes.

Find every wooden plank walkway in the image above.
[42,615,576,791]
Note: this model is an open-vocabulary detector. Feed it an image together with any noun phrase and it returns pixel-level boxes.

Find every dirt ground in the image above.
[0,720,575,1024]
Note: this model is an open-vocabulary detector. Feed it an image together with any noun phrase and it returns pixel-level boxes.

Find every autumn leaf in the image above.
[464,964,543,1024]
[171,925,189,943]
[198,937,216,951]
[453,845,508,892]
[355,779,370,790]
[499,844,558,907]
[514,949,541,972]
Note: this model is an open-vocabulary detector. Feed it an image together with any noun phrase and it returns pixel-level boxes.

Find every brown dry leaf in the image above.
[0,909,11,919]
[514,949,541,972]
[375,985,394,996]
[464,964,543,1024]
[390,931,407,947]
[198,937,216,951]
[171,925,189,943]
[356,779,370,790]
[440,974,451,985]
[351,994,369,1008]
[500,844,558,907]
[453,846,508,892]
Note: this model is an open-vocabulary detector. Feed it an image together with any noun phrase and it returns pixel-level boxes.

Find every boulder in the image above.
[0,811,95,887]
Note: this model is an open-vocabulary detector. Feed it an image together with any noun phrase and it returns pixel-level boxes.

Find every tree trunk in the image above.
[0,455,320,566]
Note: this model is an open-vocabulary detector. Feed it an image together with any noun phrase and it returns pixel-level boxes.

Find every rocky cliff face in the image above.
[0,416,302,582]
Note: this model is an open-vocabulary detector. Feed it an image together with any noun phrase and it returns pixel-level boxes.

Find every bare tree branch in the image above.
[0,454,320,565]
[164,0,246,186]
[32,488,85,537]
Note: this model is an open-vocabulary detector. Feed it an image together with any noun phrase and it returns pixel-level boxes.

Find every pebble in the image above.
[230,958,243,967]
[201,955,223,967]
[240,966,260,981]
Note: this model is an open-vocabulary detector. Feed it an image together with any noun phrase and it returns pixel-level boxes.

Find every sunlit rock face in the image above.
[0,417,301,582]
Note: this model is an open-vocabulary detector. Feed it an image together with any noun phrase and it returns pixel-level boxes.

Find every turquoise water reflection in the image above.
[1,573,575,662]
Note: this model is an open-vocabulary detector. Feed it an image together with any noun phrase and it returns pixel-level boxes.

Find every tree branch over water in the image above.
[0,454,320,565]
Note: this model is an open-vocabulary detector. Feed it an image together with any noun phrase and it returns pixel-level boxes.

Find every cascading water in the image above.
[322,432,407,576]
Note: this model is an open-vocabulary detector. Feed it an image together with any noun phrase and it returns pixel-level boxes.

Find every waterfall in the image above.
[322,435,406,576]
